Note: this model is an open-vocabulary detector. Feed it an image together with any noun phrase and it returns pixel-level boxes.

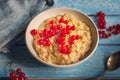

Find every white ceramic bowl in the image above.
[25,8,99,68]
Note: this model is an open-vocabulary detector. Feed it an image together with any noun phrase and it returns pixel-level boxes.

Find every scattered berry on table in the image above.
[96,11,120,39]
[9,68,28,80]
[97,11,106,29]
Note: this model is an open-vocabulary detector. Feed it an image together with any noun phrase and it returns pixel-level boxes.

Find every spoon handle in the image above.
[97,69,109,80]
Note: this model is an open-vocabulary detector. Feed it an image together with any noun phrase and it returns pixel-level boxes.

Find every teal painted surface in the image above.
[54,0,120,14]
[0,0,120,78]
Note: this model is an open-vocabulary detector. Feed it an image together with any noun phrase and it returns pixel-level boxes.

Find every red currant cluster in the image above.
[69,35,80,45]
[58,34,80,54]
[97,11,120,38]
[97,11,106,29]
[30,17,80,54]
[9,68,28,80]
[59,44,71,54]
[108,24,120,34]
[56,25,80,54]
[99,30,112,38]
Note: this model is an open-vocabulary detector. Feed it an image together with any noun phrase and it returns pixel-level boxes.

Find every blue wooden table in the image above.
[0,0,120,79]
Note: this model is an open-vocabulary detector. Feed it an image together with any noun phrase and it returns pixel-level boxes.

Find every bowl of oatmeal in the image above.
[25,8,99,67]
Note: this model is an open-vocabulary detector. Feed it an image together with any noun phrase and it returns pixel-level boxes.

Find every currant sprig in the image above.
[97,11,120,39]
[9,68,28,80]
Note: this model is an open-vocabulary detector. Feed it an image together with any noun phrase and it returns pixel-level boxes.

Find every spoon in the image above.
[97,51,120,80]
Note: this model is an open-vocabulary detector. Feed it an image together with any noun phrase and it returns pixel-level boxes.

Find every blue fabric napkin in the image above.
[0,0,54,52]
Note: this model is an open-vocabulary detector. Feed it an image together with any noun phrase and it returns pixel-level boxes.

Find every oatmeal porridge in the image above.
[30,14,92,65]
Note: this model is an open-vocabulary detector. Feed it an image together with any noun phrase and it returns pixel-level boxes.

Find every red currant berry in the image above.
[37,39,43,45]
[59,45,66,53]
[16,68,22,74]
[97,11,106,17]
[112,25,116,29]
[60,33,66,37]
[75,35,80,40]
[45,40,51,46]
[65,45,71,54]
[44,38,49,42]
[49,30,55,36]
[71,35,76,40]
[66,25,71,30]
[60,29,67,37]
[49,20,54,24]
[49,20,54,25]
[30,29,37,36]
[99,17,105,21]
[57,37,65,45]
[66,48,71,54]
[59,18,64,23]
[70,39,74,45]
[45,33,51,38]
[101,34,108,38]
[54,29,59,34]
[65,45,70,49]
[64,20,68,24]
[113,30,120,34]
[70,25,75,30]
[99,30,105,35]
[61,28,67,34]
[98,30,102,35]
[50,25,57,30]
[9,72,16,78]
[60,37,65,41]
[108,26,115,31]
[97,11,103,16]
[98,22,106,29]
[39,32,44,37]
[65,28,70,34]
[98,22,102,27]
[57,24,62,30]
[99,20,106,24]
[43,29,48,33]
[59,45,71,54]
[19,72,25,77]
[108,33,112,37]
[43,29,48,36]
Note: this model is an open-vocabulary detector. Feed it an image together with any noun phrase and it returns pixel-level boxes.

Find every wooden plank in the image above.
[55,0,120,14]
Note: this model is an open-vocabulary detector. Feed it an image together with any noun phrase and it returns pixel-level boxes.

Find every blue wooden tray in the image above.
[0,0,120,79]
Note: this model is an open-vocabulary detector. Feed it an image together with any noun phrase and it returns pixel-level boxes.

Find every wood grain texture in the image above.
[0,0,120,78]
[54,0,120,14]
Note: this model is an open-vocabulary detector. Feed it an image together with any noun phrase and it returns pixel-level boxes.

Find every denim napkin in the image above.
[0,0,54,53]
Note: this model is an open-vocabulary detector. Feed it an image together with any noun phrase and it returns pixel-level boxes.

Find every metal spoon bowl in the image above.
[97,51,120,80]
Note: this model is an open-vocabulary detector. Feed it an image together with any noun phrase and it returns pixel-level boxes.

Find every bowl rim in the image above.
[25,7,99,68]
